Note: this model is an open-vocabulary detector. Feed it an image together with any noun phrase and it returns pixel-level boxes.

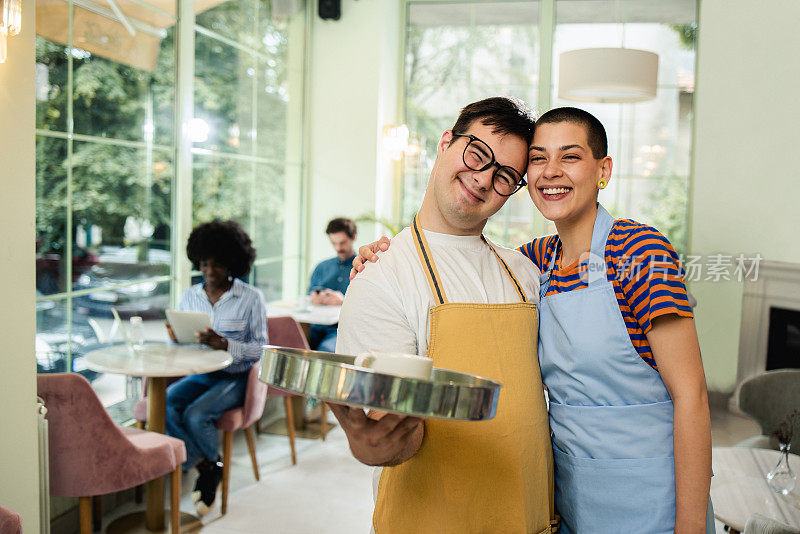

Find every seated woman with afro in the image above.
[165,219,268,516]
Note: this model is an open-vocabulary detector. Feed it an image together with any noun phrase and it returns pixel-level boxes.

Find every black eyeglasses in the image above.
[451,133,527,196]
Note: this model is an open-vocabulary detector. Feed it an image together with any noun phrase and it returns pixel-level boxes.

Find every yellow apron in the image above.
[373,215,556,534]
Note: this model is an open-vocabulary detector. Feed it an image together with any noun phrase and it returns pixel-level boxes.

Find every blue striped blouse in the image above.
[178,278,269,374]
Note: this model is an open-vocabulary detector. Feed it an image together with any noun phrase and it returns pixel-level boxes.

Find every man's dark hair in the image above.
[326,217,357,239]
[536,107,608,159]
[451,97,536,145]
[186,219,256,279]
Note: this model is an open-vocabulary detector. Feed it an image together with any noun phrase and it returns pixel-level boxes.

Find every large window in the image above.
[552,0,697,251]
[402,0,697,252]
[192,2,305,304]
[402,1,542,246]
[34,0,306,407]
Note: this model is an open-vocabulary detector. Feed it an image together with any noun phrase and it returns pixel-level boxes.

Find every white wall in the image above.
[690,0,800,391]
[304,0,402,278]
[0,0,41,528]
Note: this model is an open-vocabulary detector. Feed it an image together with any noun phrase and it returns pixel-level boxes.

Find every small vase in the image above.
[767,443,797,495]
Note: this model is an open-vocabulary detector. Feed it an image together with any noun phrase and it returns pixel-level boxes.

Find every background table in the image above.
[84,342,231,532]
[267,302,341,431]
[711,446,800,533]
[267,300,341,339]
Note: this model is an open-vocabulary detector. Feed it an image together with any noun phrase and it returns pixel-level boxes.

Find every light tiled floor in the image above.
[205,402,762,534]
[102,410,373,533]
[197,423,373,533]
[101,401,764,533]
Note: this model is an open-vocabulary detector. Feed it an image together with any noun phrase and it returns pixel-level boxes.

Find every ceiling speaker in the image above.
[318,0,340,20]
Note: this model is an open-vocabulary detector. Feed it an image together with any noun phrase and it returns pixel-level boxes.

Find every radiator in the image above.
[36,397,50,534]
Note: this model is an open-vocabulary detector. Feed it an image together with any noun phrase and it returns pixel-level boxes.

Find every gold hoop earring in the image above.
[598,179,607,189]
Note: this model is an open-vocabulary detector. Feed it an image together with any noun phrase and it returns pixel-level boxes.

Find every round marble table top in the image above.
[711,446,800,532]
[268,301,341,326]
[83,342,232,377]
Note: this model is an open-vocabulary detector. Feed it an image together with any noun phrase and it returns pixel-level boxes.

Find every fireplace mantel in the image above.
[737,261,800,385]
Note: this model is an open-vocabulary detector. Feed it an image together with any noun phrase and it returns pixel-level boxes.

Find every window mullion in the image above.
[171,0,195,308]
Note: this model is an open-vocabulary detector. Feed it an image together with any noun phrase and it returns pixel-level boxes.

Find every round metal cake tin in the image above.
[259,346,502,421]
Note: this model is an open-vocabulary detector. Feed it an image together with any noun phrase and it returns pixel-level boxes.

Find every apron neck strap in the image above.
[587,203,615,287]
[543,204,613,284]
[411,214,528,304]
[481,236,528,303]
[412,214,449,305]
[590,203,614,257]
[546,238,560,273]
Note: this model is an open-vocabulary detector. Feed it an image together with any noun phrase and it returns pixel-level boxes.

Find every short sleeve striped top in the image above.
[517,219,693,370]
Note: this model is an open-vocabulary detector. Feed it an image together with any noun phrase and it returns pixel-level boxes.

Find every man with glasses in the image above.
[331,97,556,533]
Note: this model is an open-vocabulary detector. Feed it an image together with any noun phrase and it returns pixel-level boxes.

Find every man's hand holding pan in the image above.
[327,403,423,466]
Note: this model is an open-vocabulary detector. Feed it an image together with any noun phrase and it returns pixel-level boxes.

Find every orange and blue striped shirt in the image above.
[518,219,693,370]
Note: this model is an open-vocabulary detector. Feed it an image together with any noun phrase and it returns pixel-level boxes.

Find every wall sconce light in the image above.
[382,124,410,161]
[2,0,20,35]
[405,135,423,157]
[0,0,22,63]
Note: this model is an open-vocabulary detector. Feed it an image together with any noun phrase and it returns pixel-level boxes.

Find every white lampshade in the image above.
[558,48,659,103]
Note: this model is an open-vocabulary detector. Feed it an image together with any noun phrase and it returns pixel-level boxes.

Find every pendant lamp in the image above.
[558,47,659,103]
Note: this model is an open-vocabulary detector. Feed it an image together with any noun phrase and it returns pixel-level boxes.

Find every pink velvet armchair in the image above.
[0,505,22,534]
[131,365,268,517]
[37,373,186,534]
[215,316,322,515]
[259,316,329,449]
[215,360,268,515]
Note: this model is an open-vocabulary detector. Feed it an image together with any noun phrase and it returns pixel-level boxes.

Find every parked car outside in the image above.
[73,246,170,319]
[36,240,99,294]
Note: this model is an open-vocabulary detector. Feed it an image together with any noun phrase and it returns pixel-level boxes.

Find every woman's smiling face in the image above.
[527,121,612,224]
[200,257,229,287]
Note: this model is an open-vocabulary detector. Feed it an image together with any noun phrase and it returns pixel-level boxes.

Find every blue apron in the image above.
[538,204,714,534]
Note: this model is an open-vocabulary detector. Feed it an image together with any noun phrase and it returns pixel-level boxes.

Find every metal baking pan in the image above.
[259,346,502,421]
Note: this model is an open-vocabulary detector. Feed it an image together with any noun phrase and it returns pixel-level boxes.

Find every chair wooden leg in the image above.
[170,466,181,534]
[321,402,329,441]
[221,431,233,516]
[91,495,102,532]
[256,398,267,435]
[244,425,260,481]
[135,420,145,430]
[284,397,297,465]
[79,496,92,534]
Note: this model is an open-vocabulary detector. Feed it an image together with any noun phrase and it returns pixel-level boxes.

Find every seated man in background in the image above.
[307,217,357,352]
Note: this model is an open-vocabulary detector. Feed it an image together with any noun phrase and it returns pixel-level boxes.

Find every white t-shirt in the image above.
[336,226,541,359]
[335,226,542,509]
